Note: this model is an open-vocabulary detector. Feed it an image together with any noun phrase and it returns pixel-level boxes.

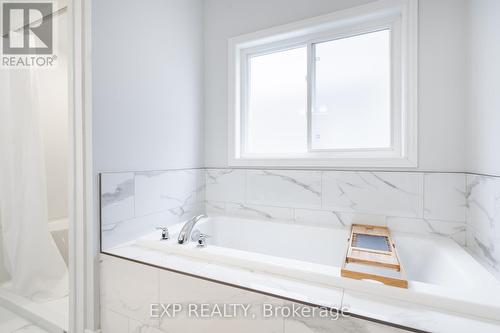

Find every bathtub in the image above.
[48,218,69,266]
[0,218,69,332]
[0,218,68,284]
[135,216,500,320]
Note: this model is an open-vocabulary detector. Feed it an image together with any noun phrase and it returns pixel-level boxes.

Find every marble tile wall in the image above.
[100,169,205,250]
[100,254,406,333]
[466,174,500,276]
[101,168,500,263]
[205,169,468,245]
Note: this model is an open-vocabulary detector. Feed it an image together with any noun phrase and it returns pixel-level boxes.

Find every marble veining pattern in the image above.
[201,169,480,250]
[134,169,203,217]
[246,170,322,209]
[100,252,500,333]
[101,168,478,251]
[100,169,205,251]
[101,172,135,225]
[100,255,160,325]
[466,174,500,273]
[283,305,405,333]
[424,173,467,222]
[259,170,321,196]
[387,217,466,245]
[157,269,284,333]
[129,319,163,333]
[466,175,500,233]
[205,169,246,203]
[294,209,386,228]
[322,171,423,218]
[98,169,500,333]
[205,200,226,215]
[100,254,415,333]
[101,178,135,207]
[342,290,500,333]
[225,202,294,221]
[101,204,204,250]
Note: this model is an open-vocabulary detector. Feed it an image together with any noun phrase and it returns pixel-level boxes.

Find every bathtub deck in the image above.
[0,288,68,333]
[103,238,500,333]
[0,305,50,333]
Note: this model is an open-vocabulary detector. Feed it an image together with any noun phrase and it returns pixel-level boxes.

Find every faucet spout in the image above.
[177,214,207,244]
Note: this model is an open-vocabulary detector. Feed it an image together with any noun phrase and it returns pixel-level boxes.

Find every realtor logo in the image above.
[1,1,57,67]
[2,2,53,54]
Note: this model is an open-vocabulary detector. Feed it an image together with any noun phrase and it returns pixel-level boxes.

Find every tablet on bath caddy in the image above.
[341,224,408,288]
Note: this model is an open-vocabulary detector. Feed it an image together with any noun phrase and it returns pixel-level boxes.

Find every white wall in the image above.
[466,0,500,177]
[418,0,467,172]
[92,1,204,328]
[92,0,204,172]
[203,0,468,172]
[93,0,470,173]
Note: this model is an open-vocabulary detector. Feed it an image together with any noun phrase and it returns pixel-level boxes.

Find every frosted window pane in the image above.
[312,30,391,150]
[246,47,307,154]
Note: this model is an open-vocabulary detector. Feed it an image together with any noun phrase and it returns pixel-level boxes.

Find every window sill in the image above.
[227,156,418,169]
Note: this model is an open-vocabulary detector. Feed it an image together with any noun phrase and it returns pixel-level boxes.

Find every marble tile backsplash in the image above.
[102,168,500,259]
[246,170,322,209]
[100,169,205,250]
[424,173,467,222]
[100,167,500,278]
[205,169,468,246]
[466,174,500,275]
[100,172,135,226]
[323,171,424,217]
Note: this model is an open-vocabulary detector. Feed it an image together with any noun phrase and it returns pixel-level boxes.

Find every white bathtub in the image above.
[0,218,69,332]
[135,216,500,320]
[48,218,69,266]
[0,218,68,284]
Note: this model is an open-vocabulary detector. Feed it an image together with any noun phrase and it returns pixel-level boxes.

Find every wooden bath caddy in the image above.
[341,224,408,288]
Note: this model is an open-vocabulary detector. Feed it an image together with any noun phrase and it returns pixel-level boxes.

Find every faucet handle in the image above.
[196,233,210,248]
[156,227,170,240]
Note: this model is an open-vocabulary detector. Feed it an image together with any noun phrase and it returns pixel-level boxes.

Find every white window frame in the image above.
[228,0,418,168]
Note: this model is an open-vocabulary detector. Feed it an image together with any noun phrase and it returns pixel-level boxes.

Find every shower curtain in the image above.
[0,58,68,301]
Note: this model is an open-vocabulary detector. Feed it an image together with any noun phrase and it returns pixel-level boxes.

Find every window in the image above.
[246,46,308,154]
[229,0,418,167]
[311,30,390,150]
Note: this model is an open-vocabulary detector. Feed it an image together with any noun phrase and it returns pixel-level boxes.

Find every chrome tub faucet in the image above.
[177,214,207,244]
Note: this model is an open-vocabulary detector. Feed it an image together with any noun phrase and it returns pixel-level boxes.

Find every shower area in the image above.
[0,1,69,332]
